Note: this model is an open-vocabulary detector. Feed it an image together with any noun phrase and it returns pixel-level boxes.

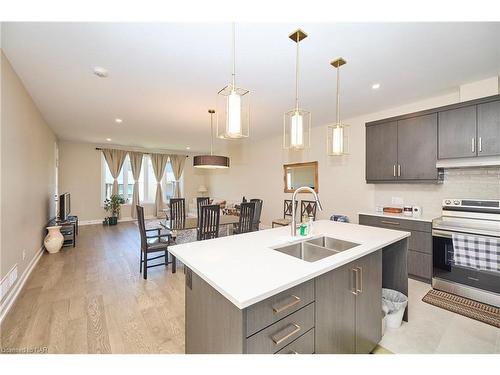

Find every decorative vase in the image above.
[44,226,64,253]
[108,216,118,225]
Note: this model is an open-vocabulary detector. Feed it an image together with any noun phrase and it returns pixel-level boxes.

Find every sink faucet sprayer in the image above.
[291,186,323,237]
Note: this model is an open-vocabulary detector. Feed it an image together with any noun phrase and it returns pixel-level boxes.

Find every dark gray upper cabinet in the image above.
[366,121,398,181]
[397,114,438,180]
[477,101,500,157]
[438,105,477,159]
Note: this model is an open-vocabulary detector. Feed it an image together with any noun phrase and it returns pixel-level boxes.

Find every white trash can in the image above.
[382,288,408,329]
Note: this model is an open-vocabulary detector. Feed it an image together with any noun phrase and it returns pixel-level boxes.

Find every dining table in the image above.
[157,214,240,244]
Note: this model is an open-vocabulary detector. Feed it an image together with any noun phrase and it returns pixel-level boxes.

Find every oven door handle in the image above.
[432,229,453,239]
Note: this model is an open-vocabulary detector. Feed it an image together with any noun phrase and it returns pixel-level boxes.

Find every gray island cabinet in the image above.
[184,239,408,354]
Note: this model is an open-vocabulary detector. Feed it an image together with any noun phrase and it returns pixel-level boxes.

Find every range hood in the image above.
[436,156,500,168]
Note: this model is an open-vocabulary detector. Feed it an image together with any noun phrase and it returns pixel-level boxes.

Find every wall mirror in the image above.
[283,161,318,193]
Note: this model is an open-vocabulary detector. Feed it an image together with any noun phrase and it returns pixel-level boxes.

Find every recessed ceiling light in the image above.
[115,118,123,123]
[186,146,191,150]
[371,83,381,90]
[93,66,108,78]
[106,138,112,142]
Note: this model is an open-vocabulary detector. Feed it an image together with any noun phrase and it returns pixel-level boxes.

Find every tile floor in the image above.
[380,278,500,354]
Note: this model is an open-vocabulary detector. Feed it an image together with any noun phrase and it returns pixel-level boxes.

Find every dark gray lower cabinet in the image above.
[359,214,432,283]
[315,251,382,354]
[185,245,405,354]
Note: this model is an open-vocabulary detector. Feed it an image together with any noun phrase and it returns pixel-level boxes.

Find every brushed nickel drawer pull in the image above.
[472,138,475,153]
[393,165,396,177]
[397,164,401,177]
[381,220,400,226]
[272,295,301,314]
[272,323,301,345]
[479,137,482,152]
[356,266,363,294]
[289,350,299,354]
[351,268,358,295]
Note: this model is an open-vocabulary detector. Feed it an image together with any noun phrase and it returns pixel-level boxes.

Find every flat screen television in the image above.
[59,192,71,221]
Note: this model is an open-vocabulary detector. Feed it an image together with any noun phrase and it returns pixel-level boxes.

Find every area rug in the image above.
[422,289,500,328]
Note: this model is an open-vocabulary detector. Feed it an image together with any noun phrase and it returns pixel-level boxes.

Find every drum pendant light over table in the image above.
[193,110,230,169]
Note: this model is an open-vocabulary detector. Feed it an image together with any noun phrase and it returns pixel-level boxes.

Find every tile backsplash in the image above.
[373,167,500,218]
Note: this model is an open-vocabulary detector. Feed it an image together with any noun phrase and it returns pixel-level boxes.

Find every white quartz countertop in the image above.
[168,220,410,309]
[358,211,439,223]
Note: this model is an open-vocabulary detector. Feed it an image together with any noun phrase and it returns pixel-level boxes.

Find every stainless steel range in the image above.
[432,199,500,307]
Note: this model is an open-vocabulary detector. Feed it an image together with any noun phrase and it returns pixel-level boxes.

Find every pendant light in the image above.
[327,58,350,156]
[217,23,250,139]
[284,29,311,150]
[193,110,230,169]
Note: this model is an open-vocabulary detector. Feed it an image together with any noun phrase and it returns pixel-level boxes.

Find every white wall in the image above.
[207,84,500,226]
[58,141,209,222]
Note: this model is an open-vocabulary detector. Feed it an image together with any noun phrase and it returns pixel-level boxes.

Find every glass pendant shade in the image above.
[327,57,349,156]
[284,29,310,150]
[327,123,350,155]
[217,85,249,139]
[284,108,311,149]
[217,23,250,140]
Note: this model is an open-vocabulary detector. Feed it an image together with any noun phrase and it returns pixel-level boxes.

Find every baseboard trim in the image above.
[0,245,45,324]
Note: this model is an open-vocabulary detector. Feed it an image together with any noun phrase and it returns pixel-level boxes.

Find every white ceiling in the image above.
[2,22,499,152]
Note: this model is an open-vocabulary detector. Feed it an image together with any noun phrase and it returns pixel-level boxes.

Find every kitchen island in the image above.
[169,220,410,354]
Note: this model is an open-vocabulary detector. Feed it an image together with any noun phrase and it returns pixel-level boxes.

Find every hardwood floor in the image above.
[0,223,185,354]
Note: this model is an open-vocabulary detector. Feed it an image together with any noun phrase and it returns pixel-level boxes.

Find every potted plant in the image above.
[104,194,125,225]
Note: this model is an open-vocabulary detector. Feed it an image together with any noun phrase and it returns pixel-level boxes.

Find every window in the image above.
[102,154,180,204]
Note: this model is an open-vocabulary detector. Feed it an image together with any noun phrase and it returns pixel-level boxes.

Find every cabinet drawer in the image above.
[408,250,432,280]
[359,214,431,233]
[246,279,315,337]
[276,328,315,354]
[408,230,432,254]
[246,303,315,354]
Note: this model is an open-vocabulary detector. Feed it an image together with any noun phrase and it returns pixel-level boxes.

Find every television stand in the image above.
[48,215,79,248]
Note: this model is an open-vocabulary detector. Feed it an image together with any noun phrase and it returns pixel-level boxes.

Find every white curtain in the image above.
[129,152,143,219]
[102,149,128,196]
[169,154,186,198]
[150,153,170,217]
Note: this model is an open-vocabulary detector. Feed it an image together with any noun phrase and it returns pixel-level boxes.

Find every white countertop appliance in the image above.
[432,198,500,307]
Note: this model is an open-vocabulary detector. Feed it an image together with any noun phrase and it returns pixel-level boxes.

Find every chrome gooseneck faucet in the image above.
[291,186,323,237]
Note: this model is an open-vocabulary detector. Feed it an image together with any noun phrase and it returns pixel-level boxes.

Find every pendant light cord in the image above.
[295,33,300,111]
[210,112,214,156]
[336,65,340,124]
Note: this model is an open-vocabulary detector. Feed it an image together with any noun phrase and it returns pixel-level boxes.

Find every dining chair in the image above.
[272,199,298,228]
[136,205,176,279]
[196,197,210,227]
[250,199,263,231]
[301,200,318,220]
[234,202,255,235]
[169,198,186,230]
[197,204,221,241]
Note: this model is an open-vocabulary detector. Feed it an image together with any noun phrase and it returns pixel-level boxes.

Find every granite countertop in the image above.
[168,220,410,309]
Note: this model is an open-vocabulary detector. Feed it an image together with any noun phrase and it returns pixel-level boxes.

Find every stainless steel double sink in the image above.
[271,236,360,262]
